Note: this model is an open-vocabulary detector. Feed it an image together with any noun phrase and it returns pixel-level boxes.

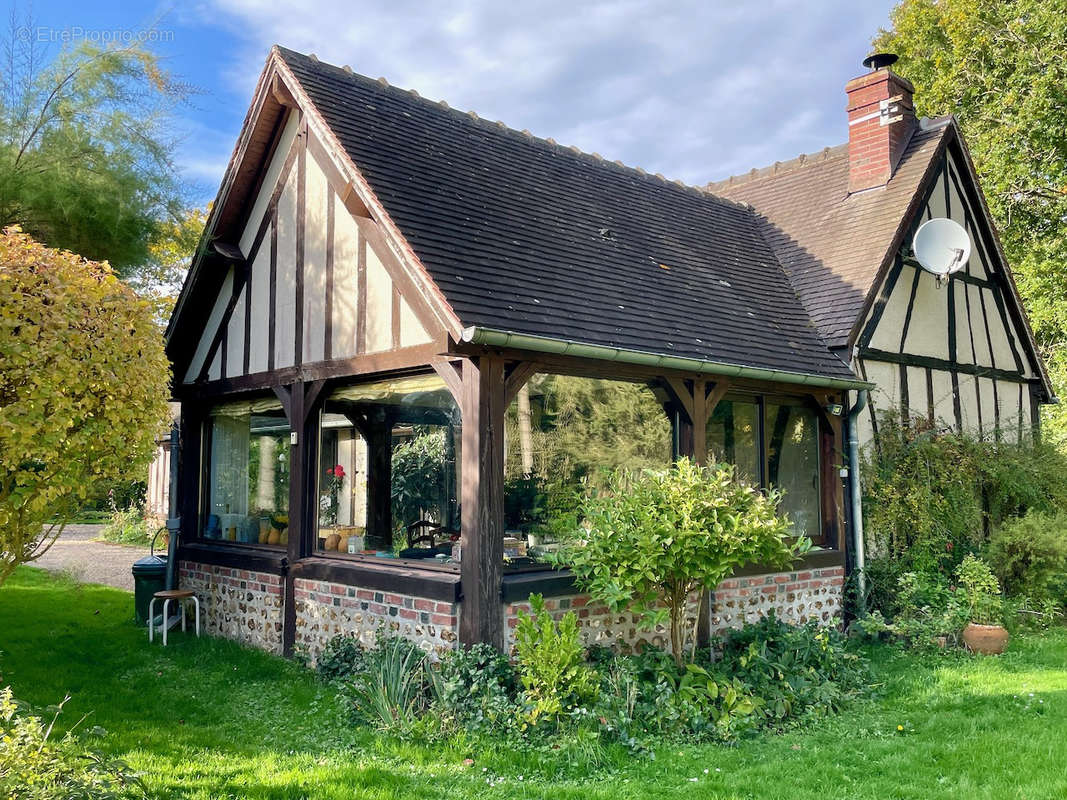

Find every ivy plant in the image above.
[556,459,808,667]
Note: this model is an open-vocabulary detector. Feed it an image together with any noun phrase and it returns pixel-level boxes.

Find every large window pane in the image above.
[504,374,672,557]
[707,399,761,483]
[204,399,290,547]
[317,374,460,559]
[764,401,821,541]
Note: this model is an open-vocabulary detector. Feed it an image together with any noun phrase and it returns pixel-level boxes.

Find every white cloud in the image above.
[197,0,896,185]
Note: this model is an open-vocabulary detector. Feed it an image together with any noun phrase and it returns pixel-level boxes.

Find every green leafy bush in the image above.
[716,612,869,728]
[856,571,968,649]
[98,495,154,547]
[514,594,598,725]
[957,555,1004,626]
[862,412,1067,613]
[0,687,145,799]
[987,510,1067,600]
[431,643,519,733]
[558,459,805,666]
[316,634,366,683]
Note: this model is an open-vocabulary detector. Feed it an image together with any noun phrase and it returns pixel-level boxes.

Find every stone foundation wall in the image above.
[710,566,845,634]
[179,563,284,654]
[503,594,701,655]
[293,578,459,663]
[503,566,845,653]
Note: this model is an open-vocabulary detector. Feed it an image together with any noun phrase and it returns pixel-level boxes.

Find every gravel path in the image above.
[32,524,150,592]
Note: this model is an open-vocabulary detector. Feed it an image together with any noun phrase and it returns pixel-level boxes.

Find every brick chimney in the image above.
[846,53,916,193]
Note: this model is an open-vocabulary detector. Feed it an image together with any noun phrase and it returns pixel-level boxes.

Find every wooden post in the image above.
[364,409,394,551]
[176,402,204,542]
[459,356,506,650]
[277,379,326,657]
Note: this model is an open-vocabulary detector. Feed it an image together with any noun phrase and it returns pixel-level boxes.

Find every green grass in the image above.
[2,567,1067,799]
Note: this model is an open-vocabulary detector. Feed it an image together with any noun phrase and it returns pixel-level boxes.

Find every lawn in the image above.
[2,567,1066,799]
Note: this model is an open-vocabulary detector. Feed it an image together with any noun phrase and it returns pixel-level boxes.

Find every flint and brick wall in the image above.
[292,577,459,662]
[503,566,845,653]
[179,563,284,654]
[710,566,845,633]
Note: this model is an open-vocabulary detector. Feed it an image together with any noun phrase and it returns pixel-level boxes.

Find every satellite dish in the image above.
[912,218,971,279]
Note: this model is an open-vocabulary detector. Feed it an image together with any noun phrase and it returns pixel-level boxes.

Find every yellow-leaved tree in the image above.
[0,227,170,586]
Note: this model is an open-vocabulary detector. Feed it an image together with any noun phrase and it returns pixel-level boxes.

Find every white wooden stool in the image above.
[148,589,200,645]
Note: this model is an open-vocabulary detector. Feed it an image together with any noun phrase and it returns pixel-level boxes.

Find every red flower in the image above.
[333,464,346,478]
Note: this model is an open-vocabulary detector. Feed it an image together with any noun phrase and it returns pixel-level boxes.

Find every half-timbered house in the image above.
[164,47,1052,659]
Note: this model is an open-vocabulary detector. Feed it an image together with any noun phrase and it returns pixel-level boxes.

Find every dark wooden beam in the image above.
[431,357,464,403]
[173,341,448,400]
[504,361,539,407]
[270,74,297,108]
[364,408,394,551]
[459,355,506,650]
[859,347,1028,384]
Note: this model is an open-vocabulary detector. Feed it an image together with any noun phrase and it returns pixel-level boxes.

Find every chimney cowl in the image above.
[862,52,899,71]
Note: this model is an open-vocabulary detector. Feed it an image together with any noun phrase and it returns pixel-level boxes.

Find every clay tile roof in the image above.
[707,121,950,348]
[278,47,860,383]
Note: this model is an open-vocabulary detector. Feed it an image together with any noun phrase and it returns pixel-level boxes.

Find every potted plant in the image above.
[957,555,1008,654]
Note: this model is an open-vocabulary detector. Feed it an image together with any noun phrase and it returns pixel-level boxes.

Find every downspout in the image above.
[847,389,869,610]
[164,421,181,590]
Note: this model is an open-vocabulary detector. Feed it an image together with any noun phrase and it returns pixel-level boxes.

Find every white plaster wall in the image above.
[303,154,328,364]
[274,167,298,369]
[225,285,246,376]
[332,193,359,358]
[239,112,299,257]
[184,267,233,383]
[248,240,271,373]
[366,248,393,352]
[902,269,951,360]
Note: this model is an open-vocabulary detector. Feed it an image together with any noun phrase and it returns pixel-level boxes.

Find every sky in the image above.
[24,0,898,205]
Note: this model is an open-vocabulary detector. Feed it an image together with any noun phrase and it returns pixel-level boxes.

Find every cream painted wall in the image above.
[182,132,437,386]
[853,149,1039,445]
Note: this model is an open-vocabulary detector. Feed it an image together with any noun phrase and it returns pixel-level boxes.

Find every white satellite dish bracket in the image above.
[911,218,972,289]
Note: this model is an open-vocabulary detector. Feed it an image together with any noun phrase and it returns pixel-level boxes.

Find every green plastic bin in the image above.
[132,554,167,625]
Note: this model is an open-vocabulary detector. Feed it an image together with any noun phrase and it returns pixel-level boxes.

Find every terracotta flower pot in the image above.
[962,622,1009,655]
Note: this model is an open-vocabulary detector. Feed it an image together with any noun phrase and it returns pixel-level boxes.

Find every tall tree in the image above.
[0,25,190,277]
[874,0,1067,445]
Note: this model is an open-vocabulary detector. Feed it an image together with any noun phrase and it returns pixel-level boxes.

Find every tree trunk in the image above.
[517,383,534,475]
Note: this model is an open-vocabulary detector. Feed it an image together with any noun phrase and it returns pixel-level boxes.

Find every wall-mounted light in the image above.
[824,402,844,417]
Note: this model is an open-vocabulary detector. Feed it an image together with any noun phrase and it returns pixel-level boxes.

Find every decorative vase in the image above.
[962,622,1009,655]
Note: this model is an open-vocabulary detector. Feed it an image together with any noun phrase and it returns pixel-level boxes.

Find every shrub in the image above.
[716,613,869,728]
[431,643,519,733]
[589,645,758,745]
[316,634,366,682]
[857,571,968,649]
[514,594,598,725]
[956,555,1004,626]
[0,687,145,799]
[987,510,1067,600]
[0,228,171,587]
[861,412,1067,613]
[99,494,155,547]
[557,459,805,667]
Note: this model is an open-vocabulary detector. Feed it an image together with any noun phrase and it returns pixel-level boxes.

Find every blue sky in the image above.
[27,1,897,205]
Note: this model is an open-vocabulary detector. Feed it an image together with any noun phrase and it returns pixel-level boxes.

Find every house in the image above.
[164,46,1052,660]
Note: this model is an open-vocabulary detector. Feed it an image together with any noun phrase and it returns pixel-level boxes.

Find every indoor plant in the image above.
[957,555,1009,654]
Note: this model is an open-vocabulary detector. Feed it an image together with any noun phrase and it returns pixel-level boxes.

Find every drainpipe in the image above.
[164,421,181,590]
[847,389,869,609]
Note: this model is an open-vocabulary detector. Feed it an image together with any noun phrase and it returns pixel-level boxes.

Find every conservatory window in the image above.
[764,401,821,542]
[315,374,460,561]
[706,399,761,484]
[203,399,290,547]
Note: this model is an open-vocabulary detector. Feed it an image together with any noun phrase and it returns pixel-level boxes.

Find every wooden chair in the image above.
[406,520,441,549]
